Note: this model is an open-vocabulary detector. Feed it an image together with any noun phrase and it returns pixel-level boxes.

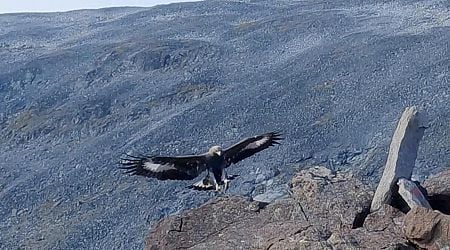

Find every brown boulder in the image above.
[404,206,450,249]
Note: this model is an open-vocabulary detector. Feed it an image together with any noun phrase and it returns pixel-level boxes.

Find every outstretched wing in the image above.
[223,132,283,167]
[120,153,208,180]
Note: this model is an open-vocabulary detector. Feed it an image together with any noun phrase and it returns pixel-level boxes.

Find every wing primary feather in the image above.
[119,153,206,180]
[224,131,283,166]
[124,154,140,159]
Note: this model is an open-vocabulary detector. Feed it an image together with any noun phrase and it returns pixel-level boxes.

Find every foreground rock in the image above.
[146,166,412,249]
[404,207,450,249]
[328,204,409,249]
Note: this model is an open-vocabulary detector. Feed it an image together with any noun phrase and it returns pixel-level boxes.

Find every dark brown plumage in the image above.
[120,132,283,191]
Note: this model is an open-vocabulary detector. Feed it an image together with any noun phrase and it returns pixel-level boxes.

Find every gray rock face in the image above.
[252,190,288,203]
[1,0,449,248]
[397,178,431,210]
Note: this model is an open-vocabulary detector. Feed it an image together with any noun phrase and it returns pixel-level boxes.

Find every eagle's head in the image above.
[208,145,222,156]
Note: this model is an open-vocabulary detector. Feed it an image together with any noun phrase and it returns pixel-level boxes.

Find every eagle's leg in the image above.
[222,171,240,192]
[223,179,230,192]
[222,169,231,192]
[214,180,220,192]
[211,170,220,192]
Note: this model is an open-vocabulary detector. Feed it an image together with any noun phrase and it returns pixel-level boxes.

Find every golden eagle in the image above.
[120,132,283,191]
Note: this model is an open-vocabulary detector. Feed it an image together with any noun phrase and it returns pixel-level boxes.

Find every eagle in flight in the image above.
[120,132,283,191]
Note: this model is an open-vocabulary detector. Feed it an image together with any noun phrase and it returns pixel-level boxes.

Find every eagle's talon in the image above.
[226,174,239,180]
[223,180,229,192]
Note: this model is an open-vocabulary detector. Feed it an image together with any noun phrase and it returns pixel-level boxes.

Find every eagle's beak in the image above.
[216,151,222,156]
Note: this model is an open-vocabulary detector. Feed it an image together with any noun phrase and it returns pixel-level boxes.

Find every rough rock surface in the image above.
[288,166,373,231]
[146,167,412,249]
[328,204,410,249]
[404,207,450,249]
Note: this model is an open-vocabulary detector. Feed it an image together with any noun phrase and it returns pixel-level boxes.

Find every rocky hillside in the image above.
[0,0,449,248]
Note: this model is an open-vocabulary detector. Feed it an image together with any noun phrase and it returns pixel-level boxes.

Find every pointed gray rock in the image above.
[370,107,428,212]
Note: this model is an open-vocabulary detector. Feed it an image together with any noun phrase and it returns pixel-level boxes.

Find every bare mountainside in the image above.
[0,0,449,248]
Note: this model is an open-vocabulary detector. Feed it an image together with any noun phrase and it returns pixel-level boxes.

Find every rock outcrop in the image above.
[145,166,413,249]
[146,165,450,249]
